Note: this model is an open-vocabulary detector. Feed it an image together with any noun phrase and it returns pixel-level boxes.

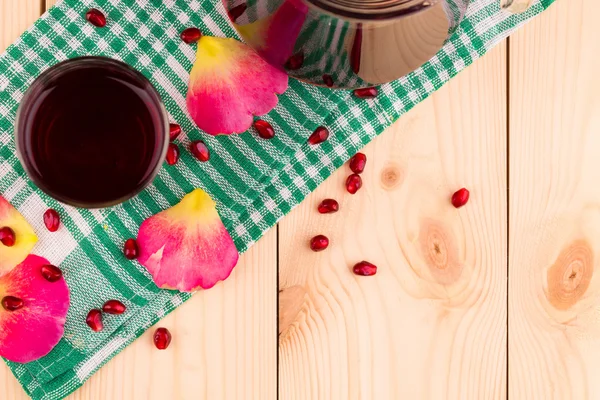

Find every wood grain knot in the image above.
[419,219,462,285]
[546,240,594,311]
[279,285,307,336]
[380,163,403,190]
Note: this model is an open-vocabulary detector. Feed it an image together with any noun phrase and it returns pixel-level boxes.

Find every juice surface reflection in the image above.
[16,58,168,208]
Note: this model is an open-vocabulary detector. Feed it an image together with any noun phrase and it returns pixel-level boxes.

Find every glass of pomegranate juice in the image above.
[15,57,169,208]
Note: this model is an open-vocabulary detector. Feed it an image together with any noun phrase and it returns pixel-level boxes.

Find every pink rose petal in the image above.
[0,196,38,277]
[0,255,70,363]
[186,36,288,135]
[137,189,239,292]
[235,0,308,68]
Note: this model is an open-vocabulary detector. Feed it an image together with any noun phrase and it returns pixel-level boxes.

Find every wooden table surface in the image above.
[1,0,599,398]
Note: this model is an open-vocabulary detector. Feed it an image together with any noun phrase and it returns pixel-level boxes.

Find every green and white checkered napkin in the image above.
[0,0,553,398]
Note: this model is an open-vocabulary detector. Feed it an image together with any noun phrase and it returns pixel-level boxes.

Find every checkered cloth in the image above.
[0,0,553,398]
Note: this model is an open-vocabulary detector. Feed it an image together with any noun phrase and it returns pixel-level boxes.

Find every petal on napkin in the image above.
[0,196,38,277]
[186,36,288,135]
[0,255,70,363]
[235,0,308,68]
[137,189,239,292]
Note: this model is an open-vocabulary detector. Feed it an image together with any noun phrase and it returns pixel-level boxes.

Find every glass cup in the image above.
[15,57,169,209]
[224,0,469,88]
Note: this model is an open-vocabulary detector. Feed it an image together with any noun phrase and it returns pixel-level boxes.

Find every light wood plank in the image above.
[279,44,508,399]
[45,0,57,8]
[0,1,278,397]
[508,0,600,398]
[0,0,41,51]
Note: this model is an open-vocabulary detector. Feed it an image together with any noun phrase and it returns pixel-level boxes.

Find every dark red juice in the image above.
[16,57,168,208]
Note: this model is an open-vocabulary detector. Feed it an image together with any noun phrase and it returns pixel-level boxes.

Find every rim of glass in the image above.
[306,0,439,20]
[14,56,170,209]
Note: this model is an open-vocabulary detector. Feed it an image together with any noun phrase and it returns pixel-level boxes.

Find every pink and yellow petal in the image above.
[0,196,38,276]
[0,255,69,363]
[236,0,308,68]
[186,36,288,135]
[137,189,239,292]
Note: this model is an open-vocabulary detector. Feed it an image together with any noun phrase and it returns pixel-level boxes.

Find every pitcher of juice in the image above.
[223,0,469,89]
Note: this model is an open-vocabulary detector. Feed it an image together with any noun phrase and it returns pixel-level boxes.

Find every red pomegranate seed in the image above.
[350,23,362,74]
[451,188,470,208]
[86,309,104,332]
[190,140,210,162]
[285,51,304,70]
[254,120,275,140]
[308,126,329,145]
[41,264,63,282]
[322,74,334,87]
[346,174,362,194]
[353,261,377,276]
[1,296,24,311]
[166,143,180,166]
[102,300,127,315]
[123,238,139,260]
[43,209,60,232]
[228,3,247,22]
[349,153,367,174]
[85,8,106,28]
[181,27,202,44]
[317,199,339,214]
[353,87,378,99]
[0,227,15,247]
[169,123,182,142]
[310,235,329,252]
[153,327,172,350]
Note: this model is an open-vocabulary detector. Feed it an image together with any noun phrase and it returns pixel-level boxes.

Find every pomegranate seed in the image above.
[349,153,367,174]
[169,123,182,142]
[86,309,103,332]
[102,300,127,315]
[181,27,202,44]
[190,140,210,162]
[228,3,247,22]
[85,8,106,28]
[123,238,139,260]
[317,199,339,214]
[350,23,362,74]
[166,143,180,166]
[285,51,304,70]
[310,235,329,252]
[353,261,377,276]
[353,87,378,99]
[1,296,24,311]
[0,227,15,247]
[451,188,470,208]
[322,74,334,87]
[153,327,172,350]
[345,174,362,194]
[308,126,329,145]
[254,120,275,139]
[41,264,63,283]
[43,209,60,232]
